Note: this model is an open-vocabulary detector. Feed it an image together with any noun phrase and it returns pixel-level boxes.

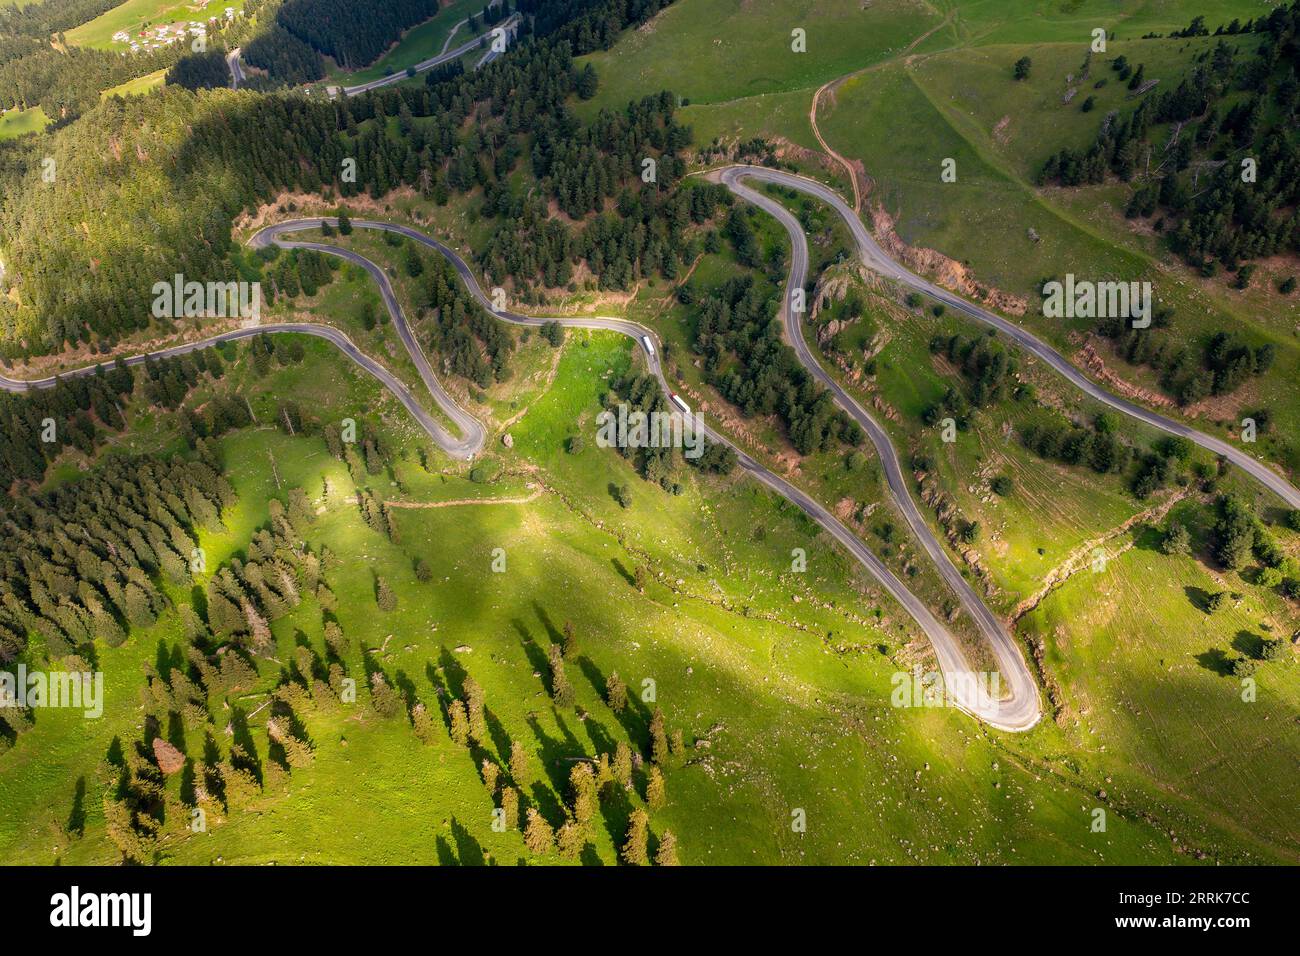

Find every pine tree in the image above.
[548,644,574,707]
[523,808,553,855]
[508,739,528,784]
[481,759,500,795]
[605,672,627,713]
[448,699,470,747]
[557,821,585,859]
[369,672,401,717]
[655,830,680,866]
[464,675,486,743]
[646,765,666,809]
[500,786,519,830]
[411,702,437,743]
[621,808,649,866]
[569,762,598,825]
[649,707,669,764]
[613,741,633,788]
[375,576,397,612]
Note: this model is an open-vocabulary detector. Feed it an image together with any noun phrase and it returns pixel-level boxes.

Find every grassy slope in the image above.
[0,106,50,140]
[915,0,1278,50]
[102,69,168,99]
[3,330,1229,864]
[578,0,941,112]
[1022,517,1300,858]
[818,37,1300,475]
[759,177,1300,860]
[67,0,245,51]
[324,0,484,84]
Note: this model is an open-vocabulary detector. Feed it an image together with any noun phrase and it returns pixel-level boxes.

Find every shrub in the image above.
[1160,522,1191,556]
[1230,656,1257,678]
[1260,638,1288,662]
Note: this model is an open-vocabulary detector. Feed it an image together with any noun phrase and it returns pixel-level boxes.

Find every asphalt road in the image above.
[250,216,1040,729]
[0,321,459,449]
[227,48,244,90]
[715,169,1042,731]
[717,165,1300,510]
[339,16,518,97]
[0,214,1045,731]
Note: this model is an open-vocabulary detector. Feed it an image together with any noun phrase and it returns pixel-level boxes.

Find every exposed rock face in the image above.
[152,737,185,775]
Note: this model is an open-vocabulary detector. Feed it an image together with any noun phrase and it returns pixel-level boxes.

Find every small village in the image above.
[110,7,236,53]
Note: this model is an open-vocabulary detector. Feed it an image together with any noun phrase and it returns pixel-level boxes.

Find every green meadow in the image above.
[4,327,1262,864]
[67,0,246,51]
[578,0,941,113]
[325,0,485,84]
[0,106,49,141]
[3,0,1298,867]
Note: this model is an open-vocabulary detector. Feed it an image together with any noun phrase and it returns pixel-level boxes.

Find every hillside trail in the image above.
[808,6,957,214]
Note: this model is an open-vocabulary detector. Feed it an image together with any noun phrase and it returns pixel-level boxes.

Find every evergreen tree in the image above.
[621,808,649,865]
[655,830,680,866]
[448,699,470,746]
[523,808,553,855]
[375,576,397,611]
[605,672,628,713]
[646,765,666,809]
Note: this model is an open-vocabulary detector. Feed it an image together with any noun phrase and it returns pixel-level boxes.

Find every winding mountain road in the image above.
[714,167,1041,732]
[259,217,1041,730]
[716,165,1300,511]
[0,212,1042,730]
[338,15,518,97]
[14,166,1290,731]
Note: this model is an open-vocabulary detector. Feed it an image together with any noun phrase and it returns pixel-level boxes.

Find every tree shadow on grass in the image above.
[66,776,86,838]
[524,715,572,798]
[229,705,263,783]
[528,781,565,828]
[1131,524,1165,552]
[577,655,606,699]
[1233,630,1264,659]
[483,706,512,764]
[450,817,487,866]
[532,602,563,647]
[1195,647,1233,677]
[435,835,458,865]
[598,779,633,858]
[582,714,616,756]
[1185,586,1213,613]
[611,558,635,587]
[166,711,187,753]
[393,668,418,718]
[424,661,450,724]
[436,646,467,699]
[511,619,550,692]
